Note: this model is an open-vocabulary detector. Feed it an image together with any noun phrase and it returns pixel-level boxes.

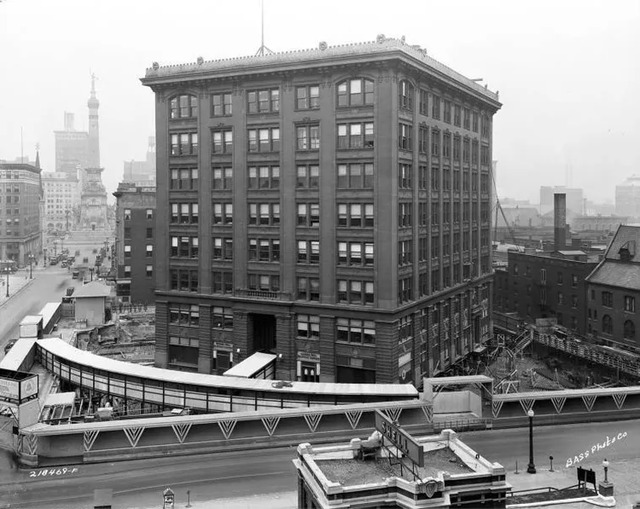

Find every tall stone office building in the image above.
[141,36,501,384]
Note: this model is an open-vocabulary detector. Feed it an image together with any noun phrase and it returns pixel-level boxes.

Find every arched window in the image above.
[337,78,374,107]
[602,314,613,335]
[624,320,635,340]
[170,94,198,119]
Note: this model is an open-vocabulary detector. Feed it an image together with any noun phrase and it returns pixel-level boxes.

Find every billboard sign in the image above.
[375,410,424,467]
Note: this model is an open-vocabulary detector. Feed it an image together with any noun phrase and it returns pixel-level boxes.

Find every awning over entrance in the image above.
[223,352,277,379]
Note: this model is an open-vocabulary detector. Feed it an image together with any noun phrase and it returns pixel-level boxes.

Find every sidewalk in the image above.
[505,457,640,507]
[0,271,35,308]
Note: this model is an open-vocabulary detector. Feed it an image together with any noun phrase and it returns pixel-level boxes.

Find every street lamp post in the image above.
[603,458,609,483]
[4,268,9,298]
[527,409,536,474]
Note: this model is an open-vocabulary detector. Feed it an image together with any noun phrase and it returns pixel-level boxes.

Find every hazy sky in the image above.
[1,0,639,204]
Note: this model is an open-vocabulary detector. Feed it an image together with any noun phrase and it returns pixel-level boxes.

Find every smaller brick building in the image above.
[113,183,156,305]
[586,225,640,352]
[494,249,599,335]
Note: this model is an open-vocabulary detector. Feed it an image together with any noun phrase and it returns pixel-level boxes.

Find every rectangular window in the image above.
[170,168,198,190]
[146,265,153,277]
[337,203,373,228]
[296,85,320,110]
[336,241,374,266]
[399,123,412,150]
[297,203,320,227]
[248,202,280,226]
[418,127,428,154]
[297,240,320,264]
[337,122,374,149]
[169,304,200,327]
[337,162,373,189]
[398,239,412,265]
[170,202,198,224]
[248,127,280,153]
[248,165,280,189]
[146,209,153,220]
[398,163,412,189]
[170,132,198,156]
[297,314,320,339]
[248,88,280,114]
[398,277,412,303]
[212,129,233,154]
[213,237,234,260]
[296,125,320,151]
[296,164,319,188]
[212,271,233,294]
[453,104,461,126]
[432,95,441,119]
[146,244,153,257]
[248,273,280,292]
[398,202,412,227]
[212,167,233,190]
[419,89,429,116]
[337,279,374,305]
[212,93,232,116]
[336,318,375,344]
[431,129,440,156]
[296,277,320,301]
[248,238,279,262]
[625,296,636,312]
[399,80,413,109]
[213,202,233,225]
[212,306,233,329]
[443,100,451,123]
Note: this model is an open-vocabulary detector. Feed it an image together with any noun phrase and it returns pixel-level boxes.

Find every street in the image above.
[1,419,638,508]
[0,266,79,351]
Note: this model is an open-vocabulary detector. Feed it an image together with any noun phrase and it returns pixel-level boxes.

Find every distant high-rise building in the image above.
[54,78,102,183]
[42,171,80,231]
[54,111,88,178]
[615,175,640,219]
[0,161,43,263]
[540,186,583,217]
[123,136,156,186]
[141,36,501,382]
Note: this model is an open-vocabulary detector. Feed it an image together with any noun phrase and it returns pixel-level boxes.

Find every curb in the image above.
[0,278,36,310]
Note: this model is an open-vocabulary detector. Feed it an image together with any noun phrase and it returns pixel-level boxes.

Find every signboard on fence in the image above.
[577,466,596,489]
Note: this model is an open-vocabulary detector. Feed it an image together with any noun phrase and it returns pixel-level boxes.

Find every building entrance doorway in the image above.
[300,362,319,382]
[250,313,276,353]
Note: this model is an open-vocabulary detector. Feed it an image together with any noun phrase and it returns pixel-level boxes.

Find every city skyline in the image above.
[1,0,639,203]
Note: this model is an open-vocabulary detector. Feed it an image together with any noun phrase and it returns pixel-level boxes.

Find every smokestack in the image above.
[64,112,75,131]
[554,193,567,252]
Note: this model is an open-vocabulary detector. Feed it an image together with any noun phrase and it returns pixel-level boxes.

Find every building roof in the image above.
[587,261,640,290]
[604,225,639,261]
[74,281,112,298]
[0,163,41,174]
[142,36,500,106]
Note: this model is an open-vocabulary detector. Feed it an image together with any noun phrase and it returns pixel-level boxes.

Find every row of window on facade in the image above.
[167,287,487,350]
[170,81,492,135]
[168,162,489,193]
[169,124,490,162]
[587,314,636,340]
[592,290,636,312]
[167,201,490,232]
[167,261,487,304]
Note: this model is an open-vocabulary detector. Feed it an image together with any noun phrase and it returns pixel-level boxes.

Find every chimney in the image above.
[64,112,75,131]
[554,193,566,252]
